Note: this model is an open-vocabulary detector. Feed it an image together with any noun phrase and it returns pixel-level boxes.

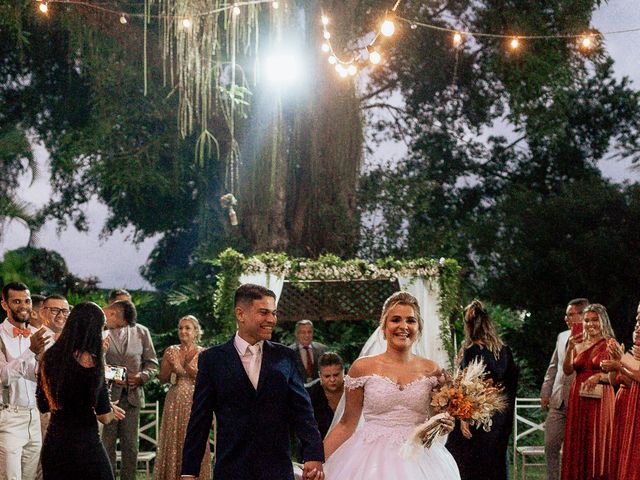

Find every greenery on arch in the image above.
[211,248,461,364]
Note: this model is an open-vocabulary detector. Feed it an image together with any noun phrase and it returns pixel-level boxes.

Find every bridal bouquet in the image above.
[401,359,507,456]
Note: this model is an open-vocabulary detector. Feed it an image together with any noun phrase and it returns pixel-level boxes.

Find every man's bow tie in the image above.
[13,326,31,338]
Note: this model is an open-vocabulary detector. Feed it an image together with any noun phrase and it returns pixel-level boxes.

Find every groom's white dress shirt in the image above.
[234,332,263,389]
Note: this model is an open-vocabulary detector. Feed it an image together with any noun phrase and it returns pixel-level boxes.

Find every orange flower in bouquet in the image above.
[401,359,507,456]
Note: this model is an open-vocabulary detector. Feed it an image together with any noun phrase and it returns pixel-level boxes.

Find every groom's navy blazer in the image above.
[181,337,325,480]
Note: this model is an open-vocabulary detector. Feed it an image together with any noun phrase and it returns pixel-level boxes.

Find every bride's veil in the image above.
[326,324,432,435]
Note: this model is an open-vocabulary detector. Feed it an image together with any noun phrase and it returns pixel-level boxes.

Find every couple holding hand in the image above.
[181,284,460,480]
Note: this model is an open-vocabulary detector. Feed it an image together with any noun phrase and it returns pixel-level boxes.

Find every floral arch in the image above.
[212,249,461,367]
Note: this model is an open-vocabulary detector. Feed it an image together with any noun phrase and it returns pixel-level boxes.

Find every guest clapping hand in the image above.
[153,316,211,480]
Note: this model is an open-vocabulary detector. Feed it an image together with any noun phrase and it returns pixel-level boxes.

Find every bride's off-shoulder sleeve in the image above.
[344,375,368,390]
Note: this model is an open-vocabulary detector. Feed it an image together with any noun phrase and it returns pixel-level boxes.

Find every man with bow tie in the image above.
[0,282,47,480]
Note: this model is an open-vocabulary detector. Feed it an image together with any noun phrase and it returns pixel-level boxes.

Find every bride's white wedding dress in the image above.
[324,373,461,480]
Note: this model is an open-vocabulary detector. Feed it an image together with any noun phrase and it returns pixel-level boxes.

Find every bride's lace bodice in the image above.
[344,374,439,445]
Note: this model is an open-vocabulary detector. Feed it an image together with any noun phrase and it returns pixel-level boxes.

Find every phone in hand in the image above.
[571,322,584,338]
[105,365,127,383]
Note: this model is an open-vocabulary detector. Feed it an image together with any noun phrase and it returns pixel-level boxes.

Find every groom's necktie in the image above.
[247,344,261,389]
[303,346,313,380]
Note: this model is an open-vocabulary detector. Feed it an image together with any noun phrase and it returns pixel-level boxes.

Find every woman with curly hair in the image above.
[445,300,518,480]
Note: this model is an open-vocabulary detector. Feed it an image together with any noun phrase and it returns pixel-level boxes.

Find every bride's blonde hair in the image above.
[379,291,423,337]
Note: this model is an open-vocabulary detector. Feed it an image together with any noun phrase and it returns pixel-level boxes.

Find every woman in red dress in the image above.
[561,304,616,480]
[609,304,640,479]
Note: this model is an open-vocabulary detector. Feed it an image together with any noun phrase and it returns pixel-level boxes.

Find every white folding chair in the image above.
[513,397,546,480]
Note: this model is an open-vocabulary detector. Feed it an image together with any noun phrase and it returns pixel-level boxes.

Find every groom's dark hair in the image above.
[234,284,276,307]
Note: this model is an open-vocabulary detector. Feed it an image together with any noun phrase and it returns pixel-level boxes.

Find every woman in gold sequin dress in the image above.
[153,315,212,480]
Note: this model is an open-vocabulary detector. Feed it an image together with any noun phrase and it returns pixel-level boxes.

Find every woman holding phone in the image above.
[561,304,616,480]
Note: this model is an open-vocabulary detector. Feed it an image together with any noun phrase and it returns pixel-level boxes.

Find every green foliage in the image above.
[0,247,97,295]
[211,248,244,341]
[212,248,462,363]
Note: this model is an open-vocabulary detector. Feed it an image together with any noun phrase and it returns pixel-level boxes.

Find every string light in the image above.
[328,55,337,65]
[323,31,331,40]
[119,14,127,24]
[347,64,357,76]
[369,50,381,65]
[321,43,330,53]
[181,18,192,29]
[272,1,279,9]
[453,32,463,47]
[580,34,596,50]
[321,15,329,26]
[335,64,348,78]
[38,2,48,14]
[381,18,396,37]
[509,37,520,50]
[232,5,241,16]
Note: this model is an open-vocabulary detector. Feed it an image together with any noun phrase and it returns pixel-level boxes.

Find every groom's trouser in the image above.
[544,405,566,480]
[102,395,140,480]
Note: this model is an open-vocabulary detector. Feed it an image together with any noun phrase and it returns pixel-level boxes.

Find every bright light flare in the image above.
[453,32,463,47]
[321,15,329,26]
[328,55,337,65]
[580,35,596,50]
[335,64,348,78]
[232,5,241,16]
[182,18,193,29]
[264,52,302,86]
[347,65,357,76]
[323,31,331,40]
[321,43,330,53]
[509,37,520,50]
[381,19,395,37]
[38,2,48,14]
[272,1,279,9]
[369,50,381,65]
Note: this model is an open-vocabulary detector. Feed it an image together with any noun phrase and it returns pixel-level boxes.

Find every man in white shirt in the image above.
[0,282,47,480]
[540,297,589,480]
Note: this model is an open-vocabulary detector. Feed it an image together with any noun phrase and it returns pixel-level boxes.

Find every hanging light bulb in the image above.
[369,51,381,65]
[182,18,193,29]
[580,34,596,50]
[321,15,329,26]
[321,43,330,53]
[323,31,331,40]
[336,64,348,78]
[232,5,241,16]
[38,2,48,14]
[509,37,520,50]
[381,18,396,37]
[410,24,418,30]
[453,32,463,47]
[347,64,357,76]
[328,55,337,65]
[272,1,279,9]
[120,14,128,24]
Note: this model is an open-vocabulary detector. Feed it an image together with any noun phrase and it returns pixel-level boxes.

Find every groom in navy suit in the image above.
[181,284,325,480]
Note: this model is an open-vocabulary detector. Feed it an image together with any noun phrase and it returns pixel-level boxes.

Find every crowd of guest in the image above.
[7,275,640,480]
[541,297,640,480]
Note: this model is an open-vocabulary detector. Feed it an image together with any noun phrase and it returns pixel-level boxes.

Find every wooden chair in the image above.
[512,397,546,480]
[116,401,159,480]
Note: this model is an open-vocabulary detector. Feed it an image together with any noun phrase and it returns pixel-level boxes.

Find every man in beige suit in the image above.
[540,297,589,480]
[102,298,158,480]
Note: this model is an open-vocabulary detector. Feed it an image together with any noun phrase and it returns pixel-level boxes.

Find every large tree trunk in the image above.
[240,0,363,257]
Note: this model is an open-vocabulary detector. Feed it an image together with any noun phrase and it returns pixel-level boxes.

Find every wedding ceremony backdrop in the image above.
[2,0,640,394]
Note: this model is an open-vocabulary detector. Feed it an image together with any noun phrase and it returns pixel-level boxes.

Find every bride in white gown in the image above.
[322,291,461,480]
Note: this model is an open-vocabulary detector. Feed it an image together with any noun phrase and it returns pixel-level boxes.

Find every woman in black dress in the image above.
[37,302,124,480]
[445,300,518,480]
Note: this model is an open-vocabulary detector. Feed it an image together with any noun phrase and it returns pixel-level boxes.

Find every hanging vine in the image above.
[149,0,288,195]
